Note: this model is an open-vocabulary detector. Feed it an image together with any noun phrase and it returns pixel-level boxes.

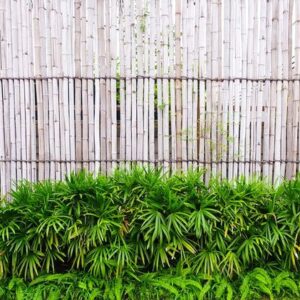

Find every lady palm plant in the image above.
[0,168,300,299]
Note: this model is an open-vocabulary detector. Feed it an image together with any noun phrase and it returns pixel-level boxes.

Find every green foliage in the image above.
[0,168,300,299]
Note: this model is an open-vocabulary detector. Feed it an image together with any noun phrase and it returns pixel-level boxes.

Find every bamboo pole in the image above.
[124,0,132,169]
[263,0,272,179]
[233,0,242,178]
[270,0,279,182]
[257,0,267,176]
[74,0,82,172]
[111,0,117,171]
[119,4,126,166]
[68,0,75,173]
[239,0,247,178]
[192,0,199,171]
[17,0,27,181]
[228,0,235,180]
[156,0,163,168]
[274,0,283,182]
[87,0,95,173]
[149,0,156,168]
[186,0,193,170]
[280,0,289,178]
[62,0,71,176]
[131,0,137,166]
[294,0,300,175]
[222,0,230,179]
[143,0,150,167]
[136,0,144,166]
[0,0,9,193]
[175,0,182,170]
[199,0,207,175]
[286,0,294,179]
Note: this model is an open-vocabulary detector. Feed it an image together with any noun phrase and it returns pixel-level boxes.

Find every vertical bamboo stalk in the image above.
[131,0,137,166]
[228,0,235,180]
[0,81,5,193]
[68,0,75,173]
[98,0,107,172]
[280,0,289,178]
[74,0,82,172]
[27,2,36,182]
[286,0,294,179]
[175,0,182,170]
[119,4,126,166]
[257,0,267,176]
[0,0,9,193]
[39,0,50,180]
[156,0,163,168]
[124,0,132,168]
[149,0,156,167]
[274,0,283,182]
[233,0,241,178]
[199,0,207,175]
[143,0,150,167]
[111,0,117,170]
[17,0,27,181]
[263,0,272,179]
[294,0,300,175]
[162,0,169,171]
[51,0,61,180]
[46,0,54,180]
[239,0,247,178]
[222,0,230,179]
[87,0,95,173]
[32,0,44,180]
[186,0,193,170]
[270,0,279,182]
[81,0,88,171]
[192,0,199,170]
[136,0,144,166]
[62,0,71,176]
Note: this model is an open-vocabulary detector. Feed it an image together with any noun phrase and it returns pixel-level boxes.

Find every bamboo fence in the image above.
[0,0,300,194]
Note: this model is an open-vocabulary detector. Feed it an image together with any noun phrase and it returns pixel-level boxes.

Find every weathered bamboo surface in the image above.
[0,0,299,193]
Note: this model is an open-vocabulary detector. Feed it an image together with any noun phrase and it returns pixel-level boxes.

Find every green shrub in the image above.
[0,168,300,299]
